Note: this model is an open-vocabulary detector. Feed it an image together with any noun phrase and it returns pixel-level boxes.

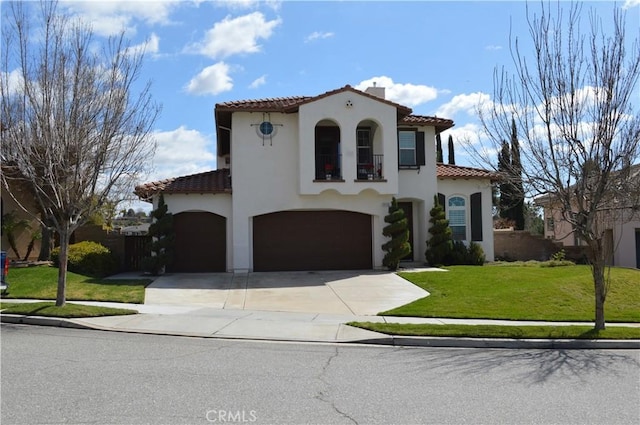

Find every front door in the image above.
[398,202,414,261]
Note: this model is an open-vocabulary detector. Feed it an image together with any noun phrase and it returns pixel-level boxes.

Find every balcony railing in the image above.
[316,154,342,180]
[356,154,384,180]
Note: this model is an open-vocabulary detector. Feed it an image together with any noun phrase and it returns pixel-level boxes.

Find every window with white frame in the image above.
[448,196,467,241]
[398,131,416,166]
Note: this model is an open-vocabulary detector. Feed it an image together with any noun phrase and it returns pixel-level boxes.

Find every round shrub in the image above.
[51,241,118,277]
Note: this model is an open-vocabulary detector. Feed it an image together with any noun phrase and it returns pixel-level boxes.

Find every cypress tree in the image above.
[382,197,411,271]
[510,118,525,230]
[436,133,443,163]
[447,134,455,165]
[425,196,453,266]
[143,194,174,275]
[498,139,512,220]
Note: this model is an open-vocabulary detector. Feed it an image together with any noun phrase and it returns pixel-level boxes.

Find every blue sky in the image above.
[7,0,640,207]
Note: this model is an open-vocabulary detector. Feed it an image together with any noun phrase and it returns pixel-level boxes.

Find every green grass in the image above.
[0,301,138,318]
[384,265,640,322]
[2,265,150,303]
[349,322,640,339]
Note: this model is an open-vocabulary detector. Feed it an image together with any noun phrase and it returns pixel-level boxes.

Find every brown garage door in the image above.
[253,210,372,271]
[170,212,226,272]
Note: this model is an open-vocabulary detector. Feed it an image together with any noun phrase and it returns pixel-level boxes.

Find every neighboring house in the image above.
[536,164,640,269]
[135,85,496,272]
[1,178,42,261]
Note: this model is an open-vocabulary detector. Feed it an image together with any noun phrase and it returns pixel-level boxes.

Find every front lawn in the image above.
[383,265,640,322]
[0,301,138,318]
[348,322,640,340]
[1,265,150,304]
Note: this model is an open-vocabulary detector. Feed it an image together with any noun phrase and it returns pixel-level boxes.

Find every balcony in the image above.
[356,154,384,181]
[315,154,342,181]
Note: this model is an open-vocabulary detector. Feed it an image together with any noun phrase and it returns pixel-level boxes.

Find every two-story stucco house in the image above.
[537,163,640,269]
[135,85,496,272]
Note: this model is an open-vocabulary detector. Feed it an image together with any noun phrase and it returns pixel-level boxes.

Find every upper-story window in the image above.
[357,128,372,165]
[448,196,467,241]
[398,131,416,166]
[398,129,426,168]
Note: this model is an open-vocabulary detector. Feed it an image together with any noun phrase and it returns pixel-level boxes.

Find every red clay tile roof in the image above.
[135,169,231,199]
[437,163,499,180]
[215,95,312,112]
[215,85,413,116]
[401,115,454,132]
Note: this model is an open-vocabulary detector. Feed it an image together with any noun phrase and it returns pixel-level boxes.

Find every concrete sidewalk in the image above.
[2,299,639,349]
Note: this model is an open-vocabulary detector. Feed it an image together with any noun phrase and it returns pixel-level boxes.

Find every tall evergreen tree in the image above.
[143,194,174,275]
[447,134,456,165]
[510,118,525,230]
[382,197,411,271]
[436,133,444,163]
[497,139,512,220]
[425,196,453,266]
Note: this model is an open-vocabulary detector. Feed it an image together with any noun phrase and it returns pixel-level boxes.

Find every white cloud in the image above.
[215,0,282,11]
[623,0,640,9]
[1,69,25,97]
[485,45,503,51]
[61,0,181,37]
[151,126,216,179]
[436,92,492,118]
[355,76,439,107]
[126,33,160,58]
[185,62,234,96]
[249,75,267,89]
[305,31,334,43]
[187,12,281,59]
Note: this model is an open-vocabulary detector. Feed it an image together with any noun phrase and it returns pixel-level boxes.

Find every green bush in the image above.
[51,241,118,277]
[445,240,485,266]
[467,242,486,265]
[551,249,566,261]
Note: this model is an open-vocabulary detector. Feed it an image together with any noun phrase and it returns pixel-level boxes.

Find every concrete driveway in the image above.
[143,270,428,316]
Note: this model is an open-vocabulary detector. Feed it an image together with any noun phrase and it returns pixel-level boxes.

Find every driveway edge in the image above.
[3,314,639,349]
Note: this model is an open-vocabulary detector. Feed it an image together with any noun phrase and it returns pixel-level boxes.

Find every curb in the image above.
[3,314,639,349]
[1,314,96,330]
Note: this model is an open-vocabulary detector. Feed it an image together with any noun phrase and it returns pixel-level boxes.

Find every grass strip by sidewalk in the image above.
[0,302,138,318]
[386,265,640,322]
[348,322,640,340]
[3,265,150,303]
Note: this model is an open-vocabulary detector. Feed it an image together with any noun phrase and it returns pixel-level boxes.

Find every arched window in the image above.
[448,196,467,241]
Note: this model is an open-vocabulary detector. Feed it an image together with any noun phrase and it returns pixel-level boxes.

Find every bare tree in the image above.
[475,2,640,330]
[1,1,160,306]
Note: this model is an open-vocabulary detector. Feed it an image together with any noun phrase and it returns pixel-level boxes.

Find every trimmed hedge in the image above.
[51,241,118,277]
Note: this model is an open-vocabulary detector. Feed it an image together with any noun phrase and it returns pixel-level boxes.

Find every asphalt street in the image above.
[1,324,639,425]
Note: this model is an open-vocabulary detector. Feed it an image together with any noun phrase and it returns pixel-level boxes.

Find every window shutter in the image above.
[416,131,426,166]
[437,193,446,214]
[471,192,483,241]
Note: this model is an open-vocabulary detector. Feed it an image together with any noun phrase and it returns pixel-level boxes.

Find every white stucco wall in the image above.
[614,219,640,268]
[436,178,495,262]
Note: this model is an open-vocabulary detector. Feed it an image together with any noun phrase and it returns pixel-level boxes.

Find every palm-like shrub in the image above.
[425,196,453,266]
[382,197,411,271]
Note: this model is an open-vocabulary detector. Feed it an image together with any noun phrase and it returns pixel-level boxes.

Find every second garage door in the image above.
[253,210,372,271]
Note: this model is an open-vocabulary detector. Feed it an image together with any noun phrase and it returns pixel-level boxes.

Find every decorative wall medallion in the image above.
[252,113,282,145]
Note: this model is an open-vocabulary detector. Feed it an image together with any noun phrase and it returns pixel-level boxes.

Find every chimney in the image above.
[365,81,385,99]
